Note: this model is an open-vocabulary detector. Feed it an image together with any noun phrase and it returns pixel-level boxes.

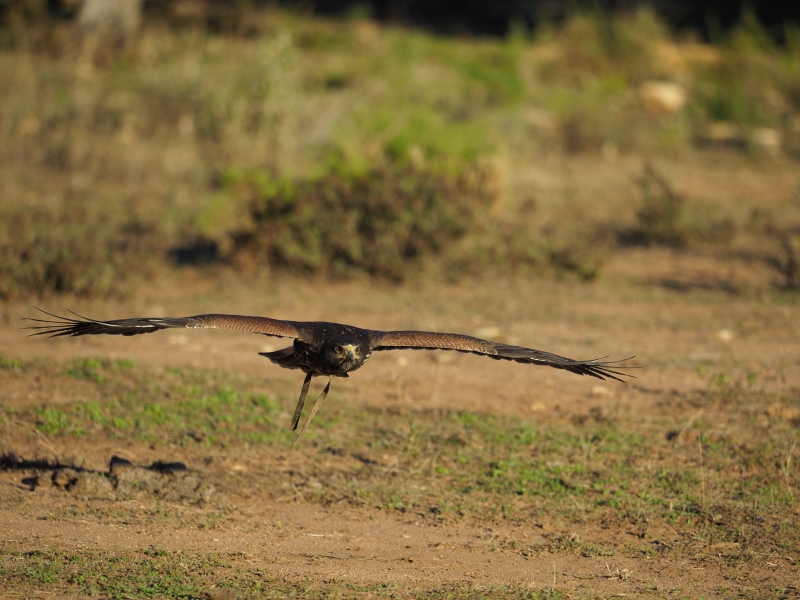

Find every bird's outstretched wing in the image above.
[24,309,302,339]
[370,330,635,382]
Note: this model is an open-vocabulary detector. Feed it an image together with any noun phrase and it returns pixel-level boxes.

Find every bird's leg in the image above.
[290,372,313,431]
[293,377,332,447]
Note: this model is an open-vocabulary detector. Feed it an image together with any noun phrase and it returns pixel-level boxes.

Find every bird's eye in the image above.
[355,346,361,353]
[334,345,343,352]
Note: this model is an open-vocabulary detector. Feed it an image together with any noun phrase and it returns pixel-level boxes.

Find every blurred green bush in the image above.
[624,163,735,247]
[226,161,496,280]
[221,159,603,282]
[0,204,160,298]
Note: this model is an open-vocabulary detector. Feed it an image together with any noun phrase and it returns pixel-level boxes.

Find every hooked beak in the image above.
[340,344,358,361]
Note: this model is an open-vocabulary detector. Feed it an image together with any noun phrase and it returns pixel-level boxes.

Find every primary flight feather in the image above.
[26,309,635,443]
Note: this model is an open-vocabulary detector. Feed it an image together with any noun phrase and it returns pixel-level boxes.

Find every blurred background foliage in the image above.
[1,1,800,297]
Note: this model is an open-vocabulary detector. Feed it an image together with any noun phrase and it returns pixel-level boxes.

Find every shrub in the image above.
[227,162,498,281]
[224,159,609,282]
[623,163,735,247]
[633,163,688,246]
[0,205,160,299]
[777,232,800,289]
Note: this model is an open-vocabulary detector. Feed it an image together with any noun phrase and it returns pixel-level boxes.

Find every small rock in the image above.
[750,127,782,156]
[52,468,79,488]
[109,455,135,475]
[590,385,613,397]
[114,467,165,498]
[70,473,115,499]
[696,122,747,148]
[160,472,206,500]
[716,329,734,342]
[640,81,688,115]
[108,457,211,501]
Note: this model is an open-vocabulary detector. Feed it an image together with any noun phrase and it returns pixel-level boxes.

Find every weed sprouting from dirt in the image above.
[0,548,232,598]
[0,546,564,599]
[34,407,71,437]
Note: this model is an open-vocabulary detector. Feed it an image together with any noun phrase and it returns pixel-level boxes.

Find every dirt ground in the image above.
[2,157,800,598]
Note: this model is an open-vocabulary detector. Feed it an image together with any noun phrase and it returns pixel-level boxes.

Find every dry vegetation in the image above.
[1,7,800,295]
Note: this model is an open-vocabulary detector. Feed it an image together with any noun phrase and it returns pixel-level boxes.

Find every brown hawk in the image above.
[26,309,635,443]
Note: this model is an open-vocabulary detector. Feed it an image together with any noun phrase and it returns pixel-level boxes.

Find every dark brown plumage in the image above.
[25,309,636,443]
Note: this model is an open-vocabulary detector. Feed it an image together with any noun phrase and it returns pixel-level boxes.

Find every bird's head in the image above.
[321,334,365,373]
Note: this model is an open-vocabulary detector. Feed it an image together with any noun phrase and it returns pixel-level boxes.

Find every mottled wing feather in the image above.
[370,330,634,382]
[372,331,494,353]
[24,309,301,339]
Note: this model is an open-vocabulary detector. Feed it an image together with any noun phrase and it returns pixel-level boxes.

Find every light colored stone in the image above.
[78,0,143,46]
[590,385,613,397]
[640,81,688,115]
[750,127,782,156]
[696,122,747,148]
[715,329,734,342]
[70,473,115,499]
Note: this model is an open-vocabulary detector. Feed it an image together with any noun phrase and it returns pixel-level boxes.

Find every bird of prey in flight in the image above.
[26,309,635,443]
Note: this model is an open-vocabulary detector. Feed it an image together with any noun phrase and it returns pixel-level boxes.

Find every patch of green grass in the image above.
[5,356,799,558]
[34,406,72,436]
[66,358,105,383]
[0,356,22,369]
[28,360,285,444]
[0,548,564,598]
[1,548,233,598]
